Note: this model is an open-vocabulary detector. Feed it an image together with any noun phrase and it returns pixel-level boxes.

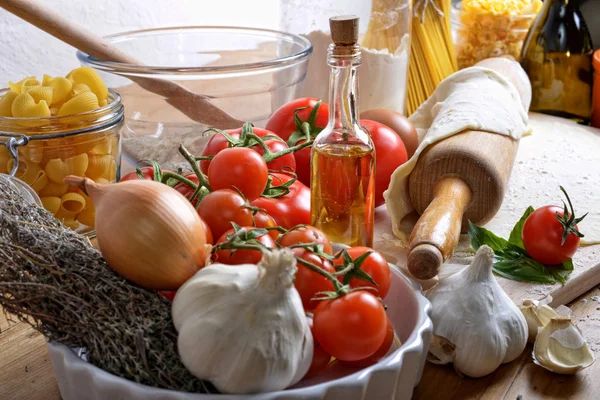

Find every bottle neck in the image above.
[326,43,361,132]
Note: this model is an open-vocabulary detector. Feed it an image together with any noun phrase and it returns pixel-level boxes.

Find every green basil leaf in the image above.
[468,221,510,252]
[508,206,535,248]
[492,249,557,284]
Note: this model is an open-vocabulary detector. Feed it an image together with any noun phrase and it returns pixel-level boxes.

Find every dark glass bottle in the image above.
[520,0,594,123]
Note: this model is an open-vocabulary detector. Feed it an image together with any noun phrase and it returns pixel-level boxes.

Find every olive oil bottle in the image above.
[310,16,375,247]
[520,0,594,123]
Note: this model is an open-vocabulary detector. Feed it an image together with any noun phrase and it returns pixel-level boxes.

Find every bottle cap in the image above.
[329,16,359,45]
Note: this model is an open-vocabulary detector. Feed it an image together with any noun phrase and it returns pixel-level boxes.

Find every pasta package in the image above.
[0,67,120,233]
[454,0,542,69]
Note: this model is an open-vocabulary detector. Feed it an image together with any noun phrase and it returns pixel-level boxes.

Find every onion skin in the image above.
[64,176,207,290]
[360,109,419,158]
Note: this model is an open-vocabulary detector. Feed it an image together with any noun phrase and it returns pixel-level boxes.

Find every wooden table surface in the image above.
[1,285,599,400]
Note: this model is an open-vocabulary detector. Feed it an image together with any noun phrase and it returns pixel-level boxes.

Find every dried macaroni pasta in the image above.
[455,0,542,69]
[1,67,116,231]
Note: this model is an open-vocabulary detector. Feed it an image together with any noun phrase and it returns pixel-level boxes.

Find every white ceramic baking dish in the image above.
[48,264,432,400]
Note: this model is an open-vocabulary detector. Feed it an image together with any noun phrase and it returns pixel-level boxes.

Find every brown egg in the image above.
[360,109,418,158]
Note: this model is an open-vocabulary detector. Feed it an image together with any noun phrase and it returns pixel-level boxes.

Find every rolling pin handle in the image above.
[408,175,473,280]
[407,244,444,280]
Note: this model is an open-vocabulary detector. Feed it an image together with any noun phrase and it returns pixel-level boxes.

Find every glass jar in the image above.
[279,0,412,114]
[451,0,541,69]
[0,89,123,235]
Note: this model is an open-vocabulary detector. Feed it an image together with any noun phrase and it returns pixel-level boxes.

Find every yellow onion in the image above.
[64,176,207,290]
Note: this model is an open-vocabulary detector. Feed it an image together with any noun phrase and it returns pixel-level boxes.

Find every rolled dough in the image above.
[383,66,530,242]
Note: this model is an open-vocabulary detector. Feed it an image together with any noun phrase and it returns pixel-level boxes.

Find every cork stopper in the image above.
[329,16,359,45]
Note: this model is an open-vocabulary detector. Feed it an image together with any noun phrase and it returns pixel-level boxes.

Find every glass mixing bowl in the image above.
[77,26,312,173]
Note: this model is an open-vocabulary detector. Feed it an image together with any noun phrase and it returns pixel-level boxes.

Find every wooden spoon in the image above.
[0,0,243,128]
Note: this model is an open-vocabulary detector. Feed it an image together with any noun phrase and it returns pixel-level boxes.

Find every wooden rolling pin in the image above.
[406,58,531,280]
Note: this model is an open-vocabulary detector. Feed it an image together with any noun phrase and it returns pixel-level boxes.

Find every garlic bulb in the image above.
[533,317,594,374]
[172,248,313,394]
[519,297,559,343]
[425,245,528,378]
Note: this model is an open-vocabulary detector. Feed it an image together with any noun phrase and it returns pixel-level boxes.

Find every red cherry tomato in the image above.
[208,147,269,201]
[313,290,387,361]
[198,189,254,240]
[213,227,276,265]
[341,314,394,368]
[266,98,329,186]
[304,315,332,379]
[522,205,582,264]
[158,290,176,302]
[252,210,280,241]
[251,173,311,229]
[280,226,333,254]
[120,166,171,182]
[201,127,296,173]
[292,248,335,311]
[174,174,200,206]
[334,247,391,298]
[199,216,213,245]
[360,120,408,207]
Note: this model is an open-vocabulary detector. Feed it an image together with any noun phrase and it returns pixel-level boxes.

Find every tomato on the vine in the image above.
[174,174,200,205]
[200,126,296,173]
[280,226,332,254]
[251,173,310,229]
[360,120,408,207]
[292,248,335,311]
[334,247,391,298]
[313,290,388,361]
[266,98,329,186]
[341,315,394,368]
[198,189,254,239]
[199,216,213,245]
[213,227,275,265]
[303,315,332,379]
[523,205,584,265]
[158,290,176,302]
[120,166,170,182]
[252,210,279,241]
[207,147,269,201]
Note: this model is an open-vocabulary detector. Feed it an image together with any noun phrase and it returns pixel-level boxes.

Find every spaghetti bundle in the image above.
[406,0,458,115]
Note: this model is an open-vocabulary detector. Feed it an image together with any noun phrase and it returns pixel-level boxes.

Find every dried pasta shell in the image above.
[45,153,89,184]
[11,92,51,118]
[85,154,112,180]
[67,67,108,102]
[30,171,48,192]
[7,159,45,188]
[47,77,73,105]
[71,83,91,97]
[27,86,54,105]
[42,74,54,86]
[60,192,86,214]
[0,91,18,117]
[76,189,95,227]
[99,98,108,107]
[88,136,112,155]
[8,77,40,94]
[19,146,44,164]
[61,219,80,231]
[39,181,68,197]
[41,196,61,216]
[58,92,99,116]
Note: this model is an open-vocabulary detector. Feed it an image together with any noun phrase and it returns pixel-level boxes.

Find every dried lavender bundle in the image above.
[0,181,215,393]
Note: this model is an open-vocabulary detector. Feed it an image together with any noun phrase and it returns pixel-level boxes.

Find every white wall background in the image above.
[0,0,279,82]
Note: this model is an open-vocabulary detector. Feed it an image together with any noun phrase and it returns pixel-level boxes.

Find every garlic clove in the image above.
[519,298,559,343]
[533,317,594,375]
[425,246,528,378]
